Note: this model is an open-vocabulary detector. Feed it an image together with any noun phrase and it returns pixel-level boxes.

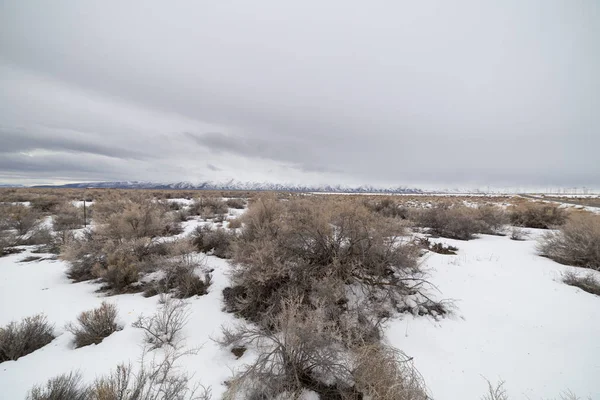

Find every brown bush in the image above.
[353,343,428,400]
[0,231,17,257]
[364,198,410,219]
[66,302,120,348]
[97,200,175,240]
[53,202,84,231]
[227,218,242,229]
[61,231,108,281]
[191,225,235,258]
[133,298,190,349]
[221,297,428,400]
[30,196,61,213]
[414,204,486,240]
[221,298,359,399]
[0,314,55,362]
[562,271,600,296]
[475,204,508,235]
[27,372,90,400]
[510,202,568,229]
[538,214,600,270]
[162,256,212,298]
[189,197,228,218]
[3,204,41,235]
[92,250,141,292]
[226,196,439,332]
[225,198,246,209]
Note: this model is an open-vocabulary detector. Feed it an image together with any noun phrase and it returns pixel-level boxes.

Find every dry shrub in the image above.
[61,231,107,281]
[27,351,211,400]
[89,362,211,400]
[62,233,171,286]
[227,195,441,331]
[475,204,508,235]
[221,298,358,400]
[53,202,84,231]
[0,231,18,257]
[163,257,212,298]
[415,237,458,255]
[353,344,428,400]
[562,271,600,296]
[414,203,485,240]
[0,314,55,362]
[95,199,176,240]
[481,379,508,400]
[364,198,409,219]
[510,227,527,241]
[191,225,235,258]
[133,298,190,349]
[2,204,41,235]
[30,196,61,213]
[92,252,141,292]
[66,302,120,348]
[509,202,568,229]
[225,198,246,209]
[27,372,90,400]
[144,252,212,298]
[538,214,600,270]
[221,298,427,400]
[227,218,242,229]
[189,197,228,219]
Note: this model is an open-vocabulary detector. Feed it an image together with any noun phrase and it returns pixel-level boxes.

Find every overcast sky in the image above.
[1,1,598,188]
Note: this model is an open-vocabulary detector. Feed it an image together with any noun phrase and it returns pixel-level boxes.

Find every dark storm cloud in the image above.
[0,1,598,188]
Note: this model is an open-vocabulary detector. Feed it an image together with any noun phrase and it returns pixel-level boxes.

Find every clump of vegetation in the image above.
[66,302,121,348]
[30,196,61,213]
[1,204,41,235]
[562,271,600,296]
[227,195,439,325]
[52,202,85,231]
[191,225,235,258]
[227,218,242,229]
[0,231,18,257]
[538,214,600,270]
[220,297,428,400]
[509,202,568,229]
[0,314,55,362]
[364,197,410,219]
[143,250,212,298]
[414,204,482,240]
[414,203,507,240]
[189,197,229,219]
[95,199,177,240]
[510,227,527,241]
[226,198,246,209]
[133,298,190,349]
[27,372,90,400]
[27,352,211,400]
[416,237,458,255]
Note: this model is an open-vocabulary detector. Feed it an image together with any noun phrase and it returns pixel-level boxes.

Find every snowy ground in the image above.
[388,230,600,399]
[1,208,599,398]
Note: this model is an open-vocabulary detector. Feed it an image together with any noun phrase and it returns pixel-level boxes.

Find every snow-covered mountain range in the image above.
[30,180,423,193]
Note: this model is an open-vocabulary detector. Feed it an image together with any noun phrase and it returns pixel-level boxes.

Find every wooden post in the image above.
[83,200,87,228]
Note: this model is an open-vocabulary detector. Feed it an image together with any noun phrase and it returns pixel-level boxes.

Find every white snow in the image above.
[387,230,600,399]
[0,247,246,399]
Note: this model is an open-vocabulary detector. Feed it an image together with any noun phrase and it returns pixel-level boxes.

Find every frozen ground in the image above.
[1,208,599,399]
[388,230,600,399]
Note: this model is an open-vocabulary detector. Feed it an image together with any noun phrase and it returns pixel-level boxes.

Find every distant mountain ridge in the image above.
[31,180,423,194]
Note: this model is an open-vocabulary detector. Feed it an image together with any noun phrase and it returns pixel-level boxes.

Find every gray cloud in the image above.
[0,1,598,188]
